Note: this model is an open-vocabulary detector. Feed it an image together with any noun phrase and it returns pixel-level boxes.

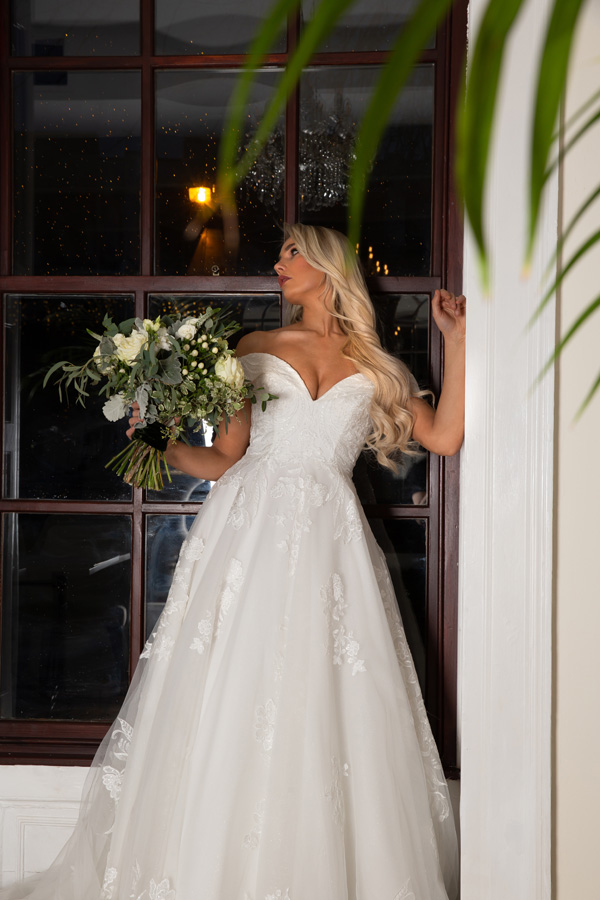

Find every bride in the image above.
[2,224,464,900]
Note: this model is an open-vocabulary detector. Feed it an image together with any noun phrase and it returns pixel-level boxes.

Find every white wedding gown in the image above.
[2,352,459,900]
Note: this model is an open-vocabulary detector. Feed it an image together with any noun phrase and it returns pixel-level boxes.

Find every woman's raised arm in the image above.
[410,289,466,457]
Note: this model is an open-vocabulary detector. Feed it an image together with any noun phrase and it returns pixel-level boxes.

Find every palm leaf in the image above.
[532,228,600,322]
[544,104,600,184]
[218,0,301,202]
[219,0,355,200]
[553,85,600,140]
[543,182,600,279]
[539,292,600,380]
[455,0,526,292]
[347,0,454,250]
[527,0,586,265]
[576,369,600,419]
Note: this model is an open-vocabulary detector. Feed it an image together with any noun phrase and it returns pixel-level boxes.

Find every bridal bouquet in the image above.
[43,308,273,490]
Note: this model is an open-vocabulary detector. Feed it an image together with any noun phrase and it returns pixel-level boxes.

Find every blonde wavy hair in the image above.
[283,223,432,470]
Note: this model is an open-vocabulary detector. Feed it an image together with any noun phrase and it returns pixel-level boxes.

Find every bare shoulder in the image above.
[235,327,297,358]
[234,331,269,358]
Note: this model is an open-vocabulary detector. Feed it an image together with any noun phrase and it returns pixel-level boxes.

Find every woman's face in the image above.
[274,239,324,304]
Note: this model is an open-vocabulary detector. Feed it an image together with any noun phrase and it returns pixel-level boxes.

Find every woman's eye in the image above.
[290,247,298,256]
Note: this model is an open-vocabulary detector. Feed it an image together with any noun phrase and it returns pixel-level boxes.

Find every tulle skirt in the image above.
[1,456,458,900]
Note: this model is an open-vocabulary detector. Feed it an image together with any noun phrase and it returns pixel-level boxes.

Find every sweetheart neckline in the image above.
[240,351,370,403]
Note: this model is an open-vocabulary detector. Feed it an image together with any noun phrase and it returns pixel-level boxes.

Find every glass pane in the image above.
[3,294,134,501]
[11,0,140,56]
[155,70,284,276]
[145,515,195,637]
[155,0,285,55]
[1,513,132,721]
[299,65,434,276]
[146,293,281,501]
[354,294,430,505]
[302,0,435,51]
[13,71,141,275]
[367,517,427,691]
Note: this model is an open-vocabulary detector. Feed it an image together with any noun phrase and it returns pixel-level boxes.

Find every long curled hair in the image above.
[283,223,432,470]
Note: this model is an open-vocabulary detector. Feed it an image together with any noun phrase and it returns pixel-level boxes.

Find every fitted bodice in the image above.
[239,352,374,475]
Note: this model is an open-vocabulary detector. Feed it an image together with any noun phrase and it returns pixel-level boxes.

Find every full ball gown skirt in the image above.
[1,352,459,900]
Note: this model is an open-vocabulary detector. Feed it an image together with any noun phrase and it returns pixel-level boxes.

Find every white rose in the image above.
[113,331,148,364]
[215,355,245,389]
[176,321,197,341]
[102,393,129,422]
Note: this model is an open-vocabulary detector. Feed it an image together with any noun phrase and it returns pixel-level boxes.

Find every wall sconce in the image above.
[188,186,213,204]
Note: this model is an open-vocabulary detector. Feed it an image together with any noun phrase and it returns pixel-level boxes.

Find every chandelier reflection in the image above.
[240,90,357,213]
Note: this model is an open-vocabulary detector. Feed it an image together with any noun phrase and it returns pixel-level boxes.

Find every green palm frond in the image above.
[347,0,454,250]
[527,0,587,267]
[219,0,355,203]
[543,182,600,280]
[455,0,526,292]
[533,228,600,323]
[219,0,598,409]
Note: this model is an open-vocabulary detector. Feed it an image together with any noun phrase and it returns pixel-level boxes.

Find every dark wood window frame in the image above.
[0,0,467,771]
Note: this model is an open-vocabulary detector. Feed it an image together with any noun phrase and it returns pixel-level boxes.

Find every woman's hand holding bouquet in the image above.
[44,308,275,490]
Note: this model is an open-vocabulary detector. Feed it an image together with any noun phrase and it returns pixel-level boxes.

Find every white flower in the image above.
[177,320,197,341]
[113,330,148,364]
[143,318,157,332]
[215,355,245,388]
[156,326,171,350]
[102,393,129,422]
[93,344,114,374]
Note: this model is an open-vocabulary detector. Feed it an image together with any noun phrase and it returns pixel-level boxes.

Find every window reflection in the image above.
[1,514,132,721]
[301,0,434,52]
[155,0,285,55]
[155,70,284,276]
[299,66,434,276]
[367,517,427,691]
[11,0,140,56]
[146,516,195,637]
[13,71,141,275]
[353,294,430,505]
[3,294,134,501]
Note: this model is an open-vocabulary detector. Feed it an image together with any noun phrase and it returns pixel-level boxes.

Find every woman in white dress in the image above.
[2,224,464,900]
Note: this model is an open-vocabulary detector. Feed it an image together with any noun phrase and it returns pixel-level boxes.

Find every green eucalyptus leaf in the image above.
[43,360,70,387]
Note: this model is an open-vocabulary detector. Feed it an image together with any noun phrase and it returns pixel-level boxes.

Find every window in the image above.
[0,0,466,771]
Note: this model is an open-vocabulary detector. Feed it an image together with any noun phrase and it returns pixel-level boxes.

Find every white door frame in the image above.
[458,0,556,896]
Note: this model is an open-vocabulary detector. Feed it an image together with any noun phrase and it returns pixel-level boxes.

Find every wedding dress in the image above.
[1,352,458,900]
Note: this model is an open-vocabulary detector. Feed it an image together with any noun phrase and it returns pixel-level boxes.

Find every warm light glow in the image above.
[188,186,211,204]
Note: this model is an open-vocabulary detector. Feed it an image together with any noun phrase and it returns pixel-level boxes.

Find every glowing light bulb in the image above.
[188,186,211,204]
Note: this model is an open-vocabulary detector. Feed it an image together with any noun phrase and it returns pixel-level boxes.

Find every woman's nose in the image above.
[274,259,284,274]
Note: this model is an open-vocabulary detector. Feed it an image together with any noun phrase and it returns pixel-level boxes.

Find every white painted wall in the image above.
[0,767,86,886]
[554,4,600,899]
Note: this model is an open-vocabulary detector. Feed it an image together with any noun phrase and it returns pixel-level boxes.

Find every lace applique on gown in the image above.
[1,352,458,900]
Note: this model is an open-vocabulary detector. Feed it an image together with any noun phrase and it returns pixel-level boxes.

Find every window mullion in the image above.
[140,0,155,275]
